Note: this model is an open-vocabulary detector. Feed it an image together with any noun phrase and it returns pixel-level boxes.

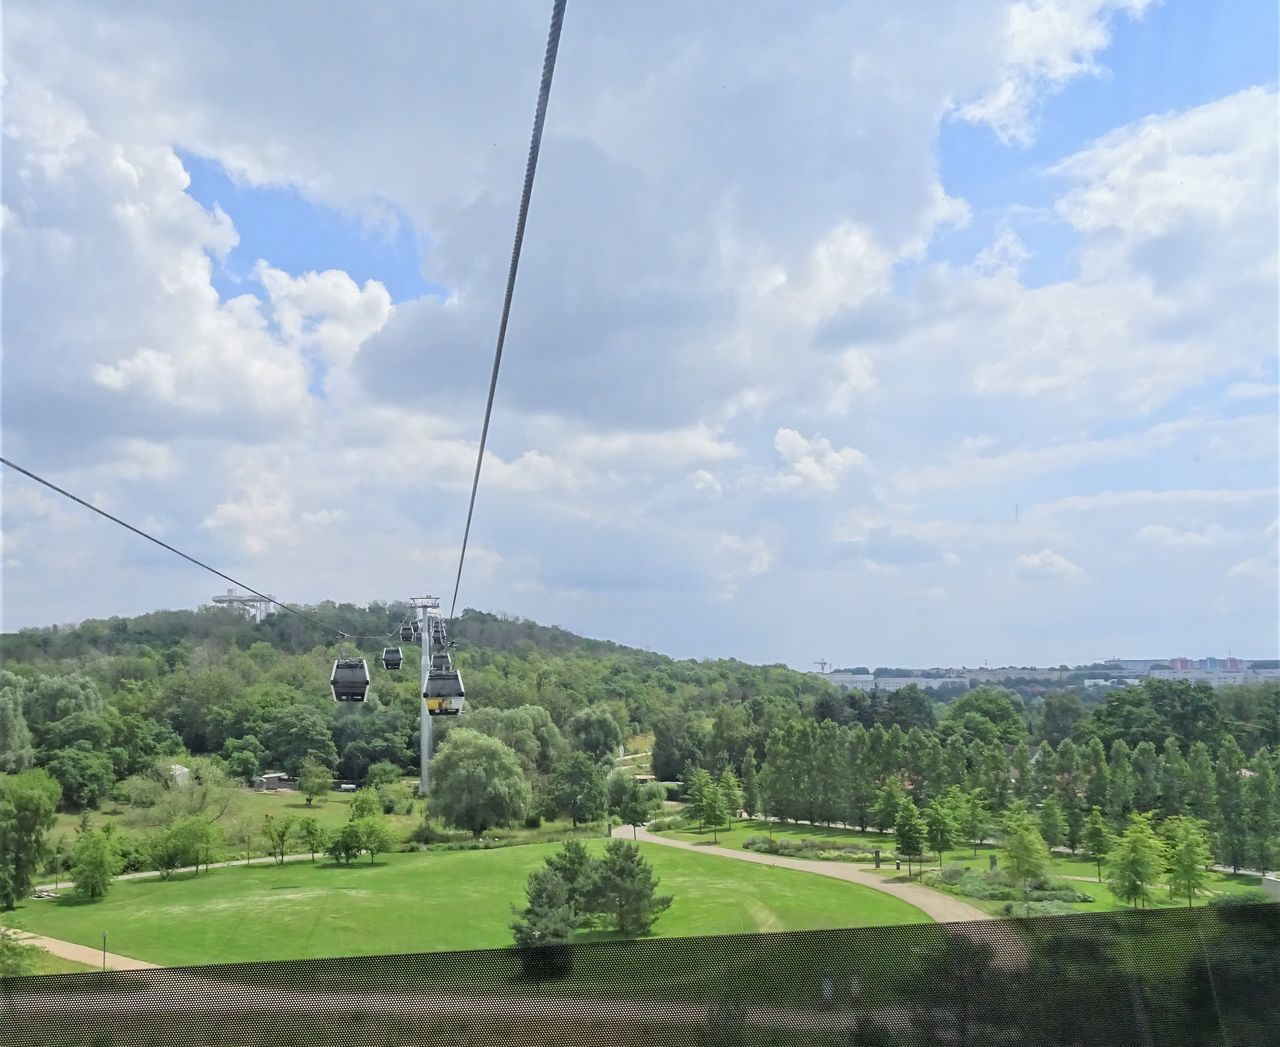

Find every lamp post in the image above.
[101,931,108,972]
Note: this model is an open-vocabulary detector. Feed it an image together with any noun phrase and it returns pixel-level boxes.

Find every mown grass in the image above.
[4,842,928,967]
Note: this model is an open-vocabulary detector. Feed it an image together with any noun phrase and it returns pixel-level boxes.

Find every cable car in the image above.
[424,667,464,716]
[330,658,371,702]
[381,647,403,671]
[400,624,414,642]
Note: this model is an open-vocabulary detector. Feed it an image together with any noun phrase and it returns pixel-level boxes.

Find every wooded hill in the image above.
[2,602,1277,875]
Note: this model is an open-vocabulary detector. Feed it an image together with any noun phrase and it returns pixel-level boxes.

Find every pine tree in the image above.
[1162,816,1213,907]
[1108,813,1165,909]
[511,867,579,976]
[684,766,715,831]
[592,840,672,936]
[1010,742,1033,803]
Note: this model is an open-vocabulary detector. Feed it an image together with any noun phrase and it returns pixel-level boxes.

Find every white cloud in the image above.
[957,0,1155,143]
[770,429,867,492]
[1228,557,1276,582]
[1012,548,1084,579]
[1135,524,1235,548]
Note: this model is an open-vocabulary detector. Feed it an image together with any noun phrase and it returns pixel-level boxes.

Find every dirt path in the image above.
[619,826,991,923]
[11,931,159,971]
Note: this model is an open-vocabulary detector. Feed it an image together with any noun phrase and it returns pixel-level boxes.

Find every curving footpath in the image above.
[10,931,158,971]
[617,825,991,923]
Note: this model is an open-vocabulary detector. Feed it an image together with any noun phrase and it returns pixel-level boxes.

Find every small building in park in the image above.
[255,771,290,791]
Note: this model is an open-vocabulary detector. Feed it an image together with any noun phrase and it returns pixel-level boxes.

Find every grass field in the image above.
[26,949,96,975]
[3,842,928,967]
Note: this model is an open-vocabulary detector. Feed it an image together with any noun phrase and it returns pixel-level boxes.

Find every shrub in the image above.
[1001,900,1079,917]
[523,812,543,829]
[938,864,968,885]
[1208,890,1272,908]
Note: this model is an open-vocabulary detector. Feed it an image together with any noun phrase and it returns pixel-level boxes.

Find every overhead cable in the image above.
[449,0,568,620]
[1,455,347,640]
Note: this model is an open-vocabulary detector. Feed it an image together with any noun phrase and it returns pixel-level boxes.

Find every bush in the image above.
[1001,900,1079,917]
[741,836,877,862]
[647,817,684,833]
[1208,890,1273,908]
[523,812,543,829]
[938,864,968,885]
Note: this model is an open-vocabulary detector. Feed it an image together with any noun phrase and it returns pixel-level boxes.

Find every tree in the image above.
[701,782,730,843]
[545,840,597,912]
[717,767,744,818]
[70,828,120,900]
[568,705,623,763]
[430,729,531,837]
[551,752,607,828]
[1038,795,1068,850]
[1001,808,1051,916]
[1215,735,1249,872]
[1082,806,1114,883]
[1039,691,1083,747]
[1108,813,1165,909]
[297,756,333,806]
[353,815,394,863]
[1132,740,1160,813]
[0,768,61,910]
[616,777,663,839]
[1245,758,1279,873]
[297,816,327,861]
[684,766,716,830]
[1163,816,1213,907]
[364,760,403,788]
[327,821,365,864]
[0,926,37,978]
[872,777,907,834]
[43,744,116,810]
[262,814,296,864]
[894,803,927,877]
[511,866,578,969]
[923,800,955,867]
[591,840,672,936]
[740,752,760,819]
[0,692,35,773]
[945,787,987,855]
[348,787,381,821]
[1105,740,1135,828]
[151,815,218,878]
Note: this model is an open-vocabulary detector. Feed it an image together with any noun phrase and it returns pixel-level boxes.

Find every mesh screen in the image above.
[4,903,1276,1046]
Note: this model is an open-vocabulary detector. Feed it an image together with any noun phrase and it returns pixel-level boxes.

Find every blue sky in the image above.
[4,0,1277,665]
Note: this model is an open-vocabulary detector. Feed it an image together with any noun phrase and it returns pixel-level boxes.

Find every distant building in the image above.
[816,672,967,694]
[254,772,290,791]
[1149,668,1249,687]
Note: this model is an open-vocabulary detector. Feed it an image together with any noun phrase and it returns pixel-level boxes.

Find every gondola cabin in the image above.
[381,647,403,671]
[424,668,464,716]
[400,624,415,642]
[330,658,371,702]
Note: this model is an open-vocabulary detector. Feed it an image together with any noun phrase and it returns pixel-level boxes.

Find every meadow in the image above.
[3,841,928,967]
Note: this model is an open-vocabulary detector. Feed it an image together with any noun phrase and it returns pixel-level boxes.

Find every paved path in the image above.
[34,852,315,894]
[10,931,158,972]
[618,825,991,923]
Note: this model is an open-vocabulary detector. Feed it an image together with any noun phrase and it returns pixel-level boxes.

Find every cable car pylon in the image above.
[410,595,465,796]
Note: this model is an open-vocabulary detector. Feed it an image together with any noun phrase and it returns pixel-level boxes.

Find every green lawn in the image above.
[26,949,96,975]
[3,842,928,967]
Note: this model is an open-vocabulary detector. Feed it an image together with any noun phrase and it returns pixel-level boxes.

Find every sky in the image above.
[2,0,1277,668]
